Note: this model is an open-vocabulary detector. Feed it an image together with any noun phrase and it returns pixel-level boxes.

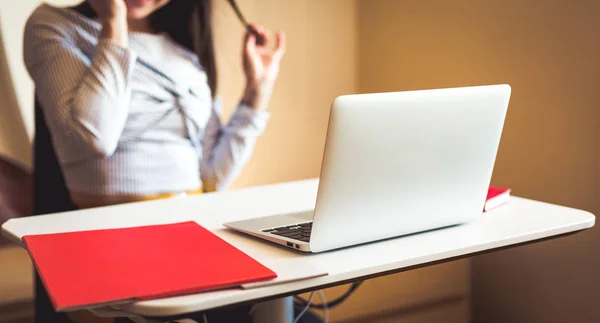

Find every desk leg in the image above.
[251,296,294,323]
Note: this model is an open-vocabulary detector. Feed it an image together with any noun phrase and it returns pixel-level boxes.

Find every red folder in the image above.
[23,221,277,311]
[484,187,511,211]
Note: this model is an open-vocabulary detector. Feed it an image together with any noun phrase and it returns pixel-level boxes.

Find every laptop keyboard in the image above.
[262,222,312,242]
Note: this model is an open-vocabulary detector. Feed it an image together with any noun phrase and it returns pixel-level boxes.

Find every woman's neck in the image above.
[128,18,155,34]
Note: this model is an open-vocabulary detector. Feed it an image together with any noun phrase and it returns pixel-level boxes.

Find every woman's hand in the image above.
[87,0,128,47]
[87,0,127,20]
[242,25,286,111]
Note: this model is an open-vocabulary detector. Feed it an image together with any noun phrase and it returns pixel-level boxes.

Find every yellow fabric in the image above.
[71,187,204,209]
[134,187,205,201]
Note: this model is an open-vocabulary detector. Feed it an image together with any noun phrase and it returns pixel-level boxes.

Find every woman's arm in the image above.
[200,26,286,191]
[200,98,269,192]
[23,4,134,165]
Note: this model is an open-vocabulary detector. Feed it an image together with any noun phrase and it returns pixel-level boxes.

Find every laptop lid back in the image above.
[309,84,511,252]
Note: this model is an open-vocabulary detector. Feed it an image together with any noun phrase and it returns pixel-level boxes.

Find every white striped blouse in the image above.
[23,4,270,195]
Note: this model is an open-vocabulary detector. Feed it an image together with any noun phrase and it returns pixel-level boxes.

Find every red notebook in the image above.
[484,187,511,212]
[22,221,277,311]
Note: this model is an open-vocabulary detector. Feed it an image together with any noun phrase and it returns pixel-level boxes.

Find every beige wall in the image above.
[358,0,600,322]
[214,0,359,189]
[0,32,31,170]
[0,0,82,170]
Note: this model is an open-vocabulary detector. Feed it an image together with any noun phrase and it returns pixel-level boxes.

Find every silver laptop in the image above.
[224,84,511,253]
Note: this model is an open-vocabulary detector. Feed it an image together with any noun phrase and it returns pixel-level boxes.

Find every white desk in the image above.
[2,178,595,321]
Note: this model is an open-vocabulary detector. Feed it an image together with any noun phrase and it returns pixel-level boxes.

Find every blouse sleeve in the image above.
[23,8,137,165]
[200,96,270,192]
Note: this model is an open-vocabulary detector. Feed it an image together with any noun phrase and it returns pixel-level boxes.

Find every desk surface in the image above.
[2,179,595,319]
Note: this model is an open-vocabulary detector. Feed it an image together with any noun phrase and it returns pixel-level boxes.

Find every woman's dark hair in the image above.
[71,0,217,98]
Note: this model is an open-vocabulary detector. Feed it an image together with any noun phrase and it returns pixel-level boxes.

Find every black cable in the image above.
[293,281,363,309]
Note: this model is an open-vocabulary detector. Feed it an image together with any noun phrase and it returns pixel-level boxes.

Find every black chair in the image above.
[33,100,77,215]
[32,99,77,323]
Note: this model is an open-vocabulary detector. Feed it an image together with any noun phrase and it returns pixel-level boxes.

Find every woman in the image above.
[24,0,285,208]
[24,0,284,321]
